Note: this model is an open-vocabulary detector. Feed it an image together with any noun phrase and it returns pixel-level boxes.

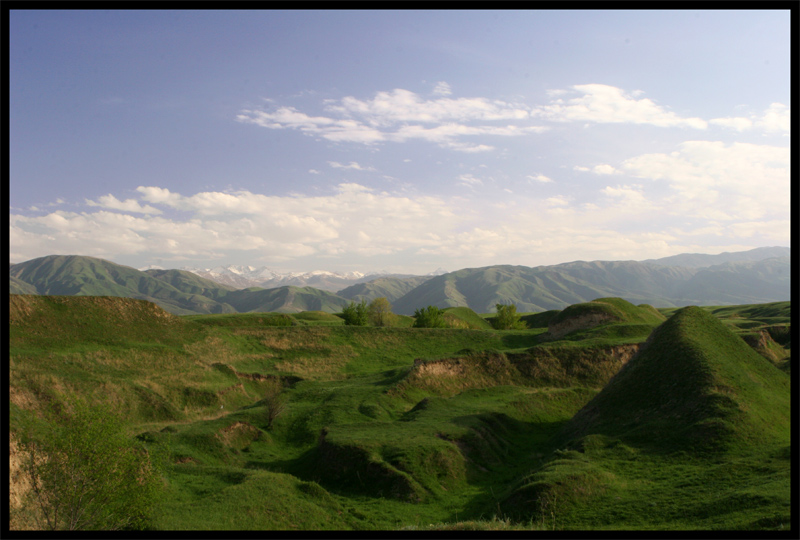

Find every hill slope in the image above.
[336,275,430,303]
[9,255,236,315]
[562,305,790,453]
[391,257,790,315]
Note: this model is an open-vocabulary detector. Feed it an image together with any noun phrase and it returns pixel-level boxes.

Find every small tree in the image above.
[492,303,527,330]
[262,378,287,430]
[413,305,448,328]
[340,299,368,326]
[16,399,163,531]
[368,297,395,327]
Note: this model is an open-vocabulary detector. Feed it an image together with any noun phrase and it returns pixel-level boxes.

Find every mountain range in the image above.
[165,264,446,291]
[8,247,790,316]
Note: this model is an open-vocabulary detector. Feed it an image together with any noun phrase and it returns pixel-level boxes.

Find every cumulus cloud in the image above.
[710,102,790,134]
[536,84,708,129]
[592,164,619,175]
[85,194,163,214]
[620,141,790,222]
[237,86,546,151]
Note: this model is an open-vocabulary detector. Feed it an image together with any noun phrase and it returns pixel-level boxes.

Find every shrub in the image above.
[492,303,527,330]
[15,398,163,530]
[413,306,448,328]
[340,300,368,326]
[368,297,396,327]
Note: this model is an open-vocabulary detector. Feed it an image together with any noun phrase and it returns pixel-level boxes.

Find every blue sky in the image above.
[9,9,792,274]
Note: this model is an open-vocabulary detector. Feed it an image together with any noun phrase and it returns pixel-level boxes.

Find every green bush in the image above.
[340,300,368,326]
[492,303,527,330]
[15,399,164,530]
[413,306,448,328]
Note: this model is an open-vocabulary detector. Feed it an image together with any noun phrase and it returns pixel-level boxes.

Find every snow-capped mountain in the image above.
[176,265,379,292]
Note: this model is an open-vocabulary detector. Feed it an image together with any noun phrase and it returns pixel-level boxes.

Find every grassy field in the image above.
[8,295,792,531]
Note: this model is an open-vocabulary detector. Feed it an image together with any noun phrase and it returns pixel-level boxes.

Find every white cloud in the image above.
[573,166,590,172]
[709,103,791,135]
[328,161,376,171]
[758,103,790,133]
[535,84,708,129]
[457,174,483,187]
[708,116,753,132]
[620,141,790,222]
[710,102,790,134]
[528,174,553,183]
[309,169,321,174]
[237,87,546,151]
[546,195,569,207]
[433,81,452,96]
[85,194,163,214]
[592,164,619,175]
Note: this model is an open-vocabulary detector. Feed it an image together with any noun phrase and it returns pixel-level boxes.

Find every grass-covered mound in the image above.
[546,297,665,339]
[501,306,790,530]
[562,306,790,453]
[10,294,205,351]
[441,307,493,329]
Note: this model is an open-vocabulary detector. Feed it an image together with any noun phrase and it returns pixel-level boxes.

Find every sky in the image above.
[8,9,792,274]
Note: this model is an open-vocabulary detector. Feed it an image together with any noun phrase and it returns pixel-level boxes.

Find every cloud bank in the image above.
[10,138,789,271]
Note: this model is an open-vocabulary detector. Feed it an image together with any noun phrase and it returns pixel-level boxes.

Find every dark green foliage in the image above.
[491,303,526,330]
[15,399,163,530]
[413,305,448,328]
[340,300,369,326]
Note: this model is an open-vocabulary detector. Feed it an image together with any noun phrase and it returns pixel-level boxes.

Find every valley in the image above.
[8,293,791,531]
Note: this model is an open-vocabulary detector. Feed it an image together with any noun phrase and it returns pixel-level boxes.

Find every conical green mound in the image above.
[562,306,789,454]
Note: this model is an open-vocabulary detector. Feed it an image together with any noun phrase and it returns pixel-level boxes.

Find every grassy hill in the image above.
[220,286,351,313]
[9,295,790,531]
[9,250,790,317]
[390,258,790,315]
[9,255,237,315]
[337,275,430,303]
[500,305,790,529]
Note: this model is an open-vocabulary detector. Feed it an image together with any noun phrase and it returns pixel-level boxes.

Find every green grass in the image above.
[9,295,791,531]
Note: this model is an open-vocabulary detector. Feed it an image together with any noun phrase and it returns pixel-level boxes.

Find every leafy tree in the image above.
[492,303,527,330]
[413,305,448,328]
[16,399,163,531]
[262,377,288,430]
[368,297,395,327]
[340,299,368,326]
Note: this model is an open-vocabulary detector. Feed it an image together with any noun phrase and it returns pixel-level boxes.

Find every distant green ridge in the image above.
[562,305,790,454]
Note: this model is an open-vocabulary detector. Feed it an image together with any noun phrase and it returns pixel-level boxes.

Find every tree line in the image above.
[340,298,526,330]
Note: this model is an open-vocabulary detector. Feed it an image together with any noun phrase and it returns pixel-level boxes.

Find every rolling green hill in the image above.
[219,286,351,313]
[500,305,790,529]
[391,257,790,315]
[9,250,790,317]
[562,305,790,452]
[9,294,791,531]
[336,275,430,303]
[9,255,236,315]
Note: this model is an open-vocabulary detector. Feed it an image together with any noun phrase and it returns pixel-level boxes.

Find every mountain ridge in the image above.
[8,248,790,316]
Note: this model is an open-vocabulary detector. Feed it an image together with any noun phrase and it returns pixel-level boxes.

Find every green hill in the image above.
[9,294,791,531]
[546,297,666,340]
[220,286,351,313]
[9,255,235,315]
[441,306,493,329]
[562,306,790,453]
[390,257,789,315]
[337,275,430,303]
